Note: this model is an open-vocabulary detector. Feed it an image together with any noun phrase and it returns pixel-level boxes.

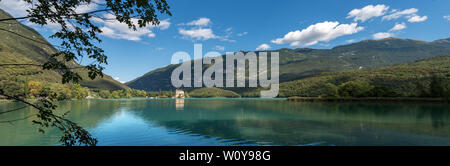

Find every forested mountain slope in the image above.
[0,9,128,92]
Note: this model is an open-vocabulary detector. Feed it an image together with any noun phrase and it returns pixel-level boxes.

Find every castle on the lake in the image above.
[175,89,185,98]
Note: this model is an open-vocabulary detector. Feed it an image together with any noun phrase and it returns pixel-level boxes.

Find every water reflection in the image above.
[175,99,184,110]
[1,99,450,145]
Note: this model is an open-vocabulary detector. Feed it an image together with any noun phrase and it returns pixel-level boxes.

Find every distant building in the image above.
[175,89,185,98]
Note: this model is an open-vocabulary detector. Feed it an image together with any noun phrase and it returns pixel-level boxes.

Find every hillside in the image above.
[126,37,450,91]
[0,9,128,91]
[188,87,241,98]
[433,38,450,47]
[277,56,450,97]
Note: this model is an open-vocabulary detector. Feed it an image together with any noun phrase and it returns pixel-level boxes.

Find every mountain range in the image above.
[126,36,450,92]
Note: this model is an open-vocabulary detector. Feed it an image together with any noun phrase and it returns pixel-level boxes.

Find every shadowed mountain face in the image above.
[432,38,450,47]
[126,37,450,91]
[0,9,127,90]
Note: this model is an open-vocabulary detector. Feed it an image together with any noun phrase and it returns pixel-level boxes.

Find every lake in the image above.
[1,98,450,146]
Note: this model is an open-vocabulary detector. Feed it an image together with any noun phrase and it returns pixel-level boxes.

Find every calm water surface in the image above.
[1,98,450,146]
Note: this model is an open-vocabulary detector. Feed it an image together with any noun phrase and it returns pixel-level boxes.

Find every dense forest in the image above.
[277,56,450,98]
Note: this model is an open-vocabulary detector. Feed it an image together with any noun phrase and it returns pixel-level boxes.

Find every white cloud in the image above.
[408,15,427,23]
[0,0,99,20]
[271,21,364,47]
[96,14,155,41]
[94,13,170,41]
[346,39,356,43]
[178,18,235,42]
[320,43,330,47]
[372,32,393,39]
[382,8,418,21]
[113,77,125,83]
[444,15,450,21]
[373,22,408,39]
[157,19,171,30]
[214,45,225,51]
[381,8,427,23]
[237,32,248,37]
[219,27,235,42]
[0,0,94,31]
[347,4,389,22]
[147,33,156,38]
[184,17,212,26]
[218,38,236,43]
[178,28,217,40]
[74,1,99,13]
[1,1,168,40]
[389,22,406,32]
[0,0,31,17]
[114,77,120,80]
[256,44,271,51]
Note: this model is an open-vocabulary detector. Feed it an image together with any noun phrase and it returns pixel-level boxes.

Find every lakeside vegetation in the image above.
[0,81,246,100]
[0,79,179,100]
[2,64,450,100]
[287,97,449,102]
[97,87,242,99]
[0,80,90,100]
[98,89,176,99]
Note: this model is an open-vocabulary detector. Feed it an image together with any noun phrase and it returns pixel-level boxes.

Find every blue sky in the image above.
[1,0,450,83]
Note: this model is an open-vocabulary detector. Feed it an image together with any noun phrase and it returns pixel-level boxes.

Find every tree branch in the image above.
[0,92,42,112]
[0,63,88,70]
[0,91,97,145]
[0,9,112,22]
[0,105,28,115]
[0,114,37,124]
[0,27,60,48]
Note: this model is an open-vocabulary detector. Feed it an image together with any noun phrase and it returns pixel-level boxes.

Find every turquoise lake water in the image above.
[1,98,450,146]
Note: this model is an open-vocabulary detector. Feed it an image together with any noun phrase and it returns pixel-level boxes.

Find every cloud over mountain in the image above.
[271,21,363,47]
[256,44,271,51]
[389,22,407,32]
[372,32,393,39]
[347,4,389,22]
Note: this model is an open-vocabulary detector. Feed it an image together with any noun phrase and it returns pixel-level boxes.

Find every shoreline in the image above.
[287,97,450,103]
[3,97,449,103]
